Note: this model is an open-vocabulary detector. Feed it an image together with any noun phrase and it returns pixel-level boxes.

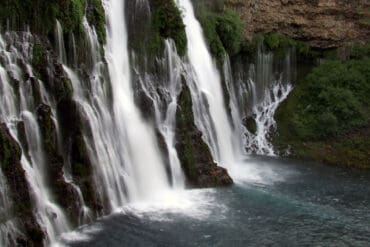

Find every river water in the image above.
[59,157,370,246]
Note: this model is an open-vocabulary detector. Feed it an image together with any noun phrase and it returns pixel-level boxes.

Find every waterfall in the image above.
[223,55,249,157]
[0,169,19,246]
[177,0,238,169]
[0,0,297,245]
[176,0,293,159]
[55,20,67,64]
[235,46,294,155]
[134,39,185,188]
[62,4,173,211]
[103,0,169,200]
[0,32,71,244]
[62,16,129,211]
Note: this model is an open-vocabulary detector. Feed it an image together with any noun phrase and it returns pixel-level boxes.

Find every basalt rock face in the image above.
[227,0,370,48]
[0,124,45,246]
[36,104,82,227]
[175,85,233,188]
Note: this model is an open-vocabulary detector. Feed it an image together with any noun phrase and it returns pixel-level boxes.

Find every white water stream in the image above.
[177,0,238,169]
[103,0,170,201]
[0,32,70,245]
[0,0,295,245]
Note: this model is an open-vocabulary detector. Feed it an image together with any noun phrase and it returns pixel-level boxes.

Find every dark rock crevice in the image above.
[0,124,45,246]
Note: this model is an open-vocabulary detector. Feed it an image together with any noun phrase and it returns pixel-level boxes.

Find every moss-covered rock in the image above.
[86,0,106,45]
[36,104,82,226]
[0,0,85,36]
[148,0,187,56]
[196,6,244,60]
[175,83,233,188]
[57,98,103,215]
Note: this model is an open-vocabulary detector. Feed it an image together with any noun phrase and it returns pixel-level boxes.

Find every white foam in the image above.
[115,188,227,222]
[57,225,103,245]
[228,158,291,186]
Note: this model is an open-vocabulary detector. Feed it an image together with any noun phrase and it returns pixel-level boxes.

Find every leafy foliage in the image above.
[291,60,369,139]
[0,0,106,44]
[197,7,244,60]
[274,43,370,168]
[149,0,187,56]
[0,0,84,34]
[86,0,106,45]
[276,51,370,141]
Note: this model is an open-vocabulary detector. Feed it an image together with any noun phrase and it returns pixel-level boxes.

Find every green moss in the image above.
[149,0,187,56]
[55,78,73,102]
[58,0,86,34]
[86,0,106,45]
[32,44,47,69]
[177,86,197,178]
[198,13,225,60]
[183,134,197,178]
[0,0,86,40]
[263,33,311,58]
[197,7,244,60]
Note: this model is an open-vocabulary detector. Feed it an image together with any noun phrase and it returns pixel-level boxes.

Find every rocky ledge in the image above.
[227,0,370,48]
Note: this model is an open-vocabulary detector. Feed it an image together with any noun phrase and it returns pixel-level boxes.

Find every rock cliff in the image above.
[226,0,370,48]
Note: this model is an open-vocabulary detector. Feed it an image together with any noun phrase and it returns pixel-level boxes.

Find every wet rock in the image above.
[175,85,233,188]
[36,103,82,227]
[135,88,155,121]
[155,129,172,185]
[0,123,45,246]
[57,98,104,216]
[244,116,257,135]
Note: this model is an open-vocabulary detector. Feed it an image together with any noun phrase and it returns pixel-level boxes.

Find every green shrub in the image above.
[0,0,88,36]
[264,33,311,57]
[149,0,187,56]
[350,42,370,59]
[288,58,370,140]
[215,8,244,56]
[198,13,225,60]
[197,8,244,60]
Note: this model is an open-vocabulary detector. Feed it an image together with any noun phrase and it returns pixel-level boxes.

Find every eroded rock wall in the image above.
[227,0,370,48]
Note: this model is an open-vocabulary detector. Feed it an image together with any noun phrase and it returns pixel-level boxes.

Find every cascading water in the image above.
[223,54,250,157]
[177,0,294,159]
[103,0,169,200]
[0,32,71,244]
[0,170,19,246]
[229,46,294,155]
[0,0,298,245]
[177,0,238,169]
[55,20,67,64]
[243,47,294,155]
[62,17,129,211]
[134,39,185,188]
